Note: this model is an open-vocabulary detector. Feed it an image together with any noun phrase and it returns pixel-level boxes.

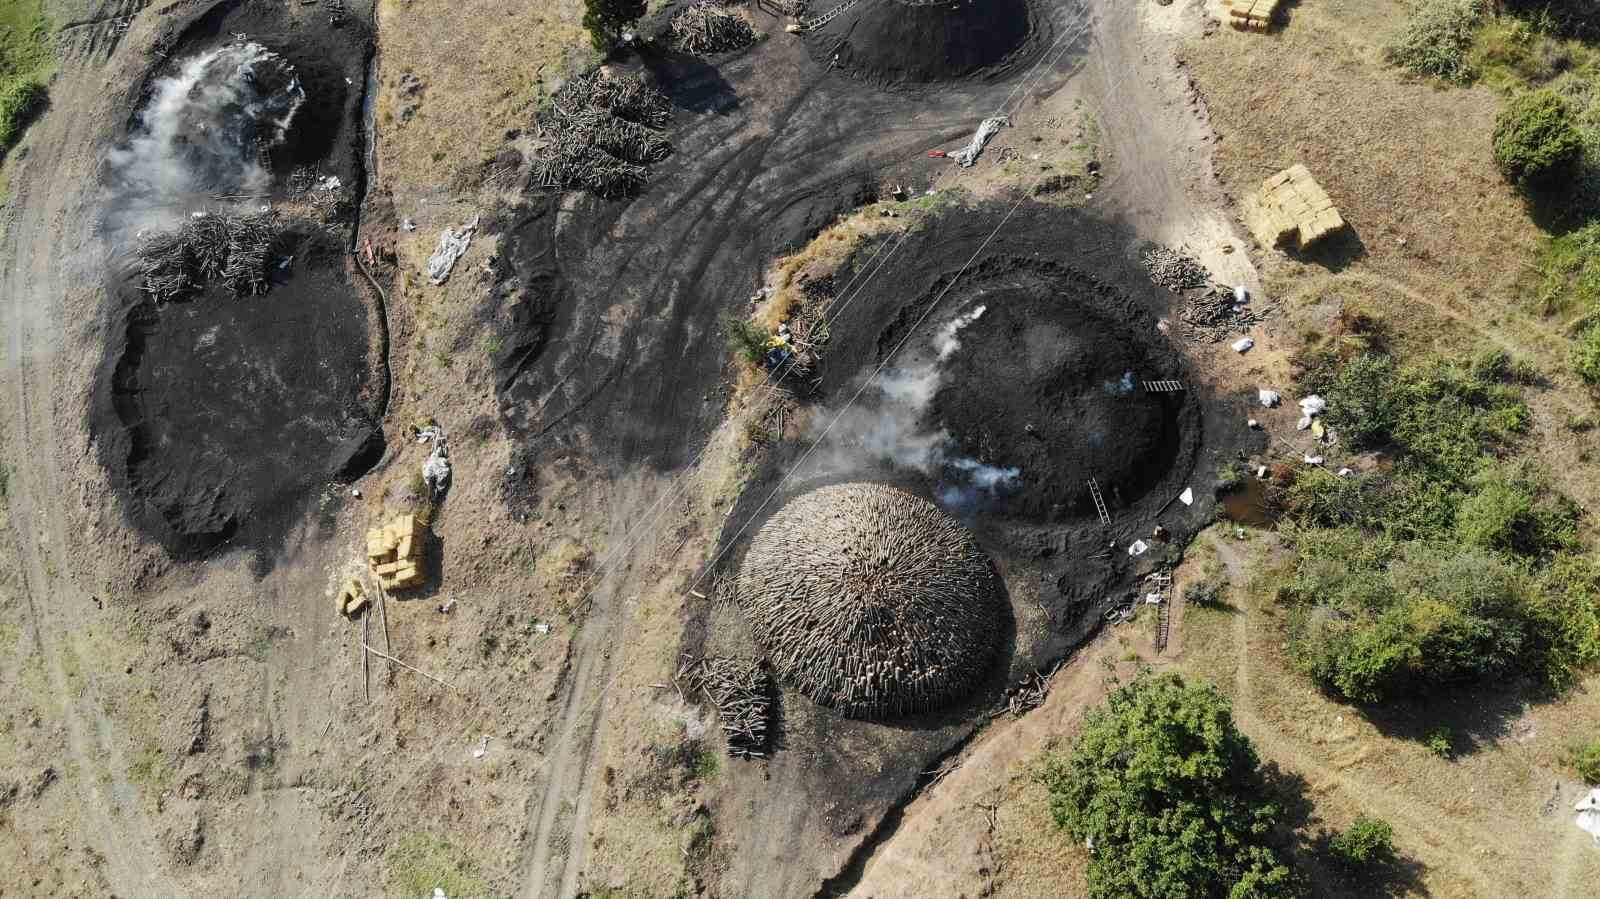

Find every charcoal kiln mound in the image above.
[92,1,382,561]
[736,483,1000,719]
[810,0,1037,85]
[929,260,1186,520]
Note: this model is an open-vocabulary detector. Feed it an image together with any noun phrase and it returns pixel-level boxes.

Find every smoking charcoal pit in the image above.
[929,263,1185,520]
[92,2,381,562]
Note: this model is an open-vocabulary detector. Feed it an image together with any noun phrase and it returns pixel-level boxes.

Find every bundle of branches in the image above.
[670,2,758,55]
[135,212,282,302]
[677,656,772,758]
[535,70,673,198]
[1179,285,1274,342]
[1140,245,1210,293]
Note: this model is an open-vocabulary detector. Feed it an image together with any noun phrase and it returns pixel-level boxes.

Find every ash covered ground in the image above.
[90,2,383,562]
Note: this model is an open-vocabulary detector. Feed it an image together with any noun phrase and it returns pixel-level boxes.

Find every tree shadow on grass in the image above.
[1261,763,1432,896]
[1357,676,1545,759]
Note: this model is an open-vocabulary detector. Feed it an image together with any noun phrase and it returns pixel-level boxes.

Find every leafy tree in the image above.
[720,313,769,366]
[1040,672,1299,899]
[1492,89,1583,185]
[1328,815,1397,870]
[582,0,647,51]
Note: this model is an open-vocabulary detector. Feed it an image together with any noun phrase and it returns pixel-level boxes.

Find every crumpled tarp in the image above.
[954,116,1008,168]
[427,214,479,285]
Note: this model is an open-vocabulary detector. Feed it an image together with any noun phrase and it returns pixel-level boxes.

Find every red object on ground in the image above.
[927,150,947,158]
[361,236,376,267]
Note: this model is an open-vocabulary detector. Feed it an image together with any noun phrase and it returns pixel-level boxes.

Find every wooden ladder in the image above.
[1087,478,1111,527]
[1142,379,1185,393]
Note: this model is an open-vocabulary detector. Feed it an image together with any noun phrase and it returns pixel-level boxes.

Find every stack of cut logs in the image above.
[1179,286,1273,342]
[136,212,282,303]
[670,2,758,55]
[735,483,999,720]
[1140,245,1210,293]
[533,71,673,200]
[678,656,771,758]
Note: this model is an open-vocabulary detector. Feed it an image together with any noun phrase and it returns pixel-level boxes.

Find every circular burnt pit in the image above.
[812,0,1036,85]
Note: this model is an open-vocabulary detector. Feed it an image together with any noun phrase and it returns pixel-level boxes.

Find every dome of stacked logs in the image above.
[736,483,999,719]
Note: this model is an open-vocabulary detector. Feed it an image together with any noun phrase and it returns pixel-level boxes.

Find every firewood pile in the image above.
[1179,286,1274,342]
[532,71,673,199]
[1140,245,1211,293]
[992,661,1061,718]
[136,212,281,303]
[735,483,1000,720]
[670,2,757,55]
[677,656,772,758]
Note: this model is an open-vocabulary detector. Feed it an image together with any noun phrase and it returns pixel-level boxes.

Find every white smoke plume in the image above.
[807,303,1020,512]
[104,41,304,241]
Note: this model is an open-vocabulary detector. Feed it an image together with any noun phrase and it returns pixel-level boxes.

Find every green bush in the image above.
[1573,737,1600,783]
[1536,221,1600,317]
[0,76,44,159]
[1329,815,1397,869]
[1503,0,1600,40]
[1493,89,1584,184]
[1040,672,1299,899]
[1571,323,1600,384]
[720,313,769,366]
[1426,727,1455,758]
[1386,0,1487,82]
[1454,461,1578,557]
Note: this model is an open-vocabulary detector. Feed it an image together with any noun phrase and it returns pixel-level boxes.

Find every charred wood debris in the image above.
[1140,244,1275,342]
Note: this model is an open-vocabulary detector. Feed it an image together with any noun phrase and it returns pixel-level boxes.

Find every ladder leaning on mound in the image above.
[1087,477,1111,528]
[802,0,862,31]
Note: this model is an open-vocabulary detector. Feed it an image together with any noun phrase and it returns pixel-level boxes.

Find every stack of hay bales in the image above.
[336,577,369,617]
[735,483,999,719]
[1223,0,1281,32]
[1244,164,1347,252]
[366,513,428,591]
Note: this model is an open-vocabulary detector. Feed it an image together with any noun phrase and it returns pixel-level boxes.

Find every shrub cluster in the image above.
[1280,350,1597,703]
[1493,88,1585,185]
[1040,673,1299,898]
[1329,815,1397,870]
[1386,0,1487,83]
[0,76,44,159]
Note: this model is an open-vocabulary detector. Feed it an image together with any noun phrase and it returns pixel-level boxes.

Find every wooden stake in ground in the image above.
[361,643,460,691]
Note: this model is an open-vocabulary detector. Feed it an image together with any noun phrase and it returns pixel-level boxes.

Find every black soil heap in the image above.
[736,483,999,719]
[812,0,1035,85]
[930,261,1185,520]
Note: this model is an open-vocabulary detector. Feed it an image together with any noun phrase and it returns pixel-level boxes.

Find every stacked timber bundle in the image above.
[678,656,772,758]
[670,2,758,55]
[1140,245,1210,293]
[532,71,672,199]
[136,212,282,303]
[366,513,428,591]
[735,483,1000,720]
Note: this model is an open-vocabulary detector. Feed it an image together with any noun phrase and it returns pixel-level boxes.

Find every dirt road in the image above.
[0,17,177,895]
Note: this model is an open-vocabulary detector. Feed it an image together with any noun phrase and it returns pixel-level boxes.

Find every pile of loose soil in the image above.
[929,260,1185,519]
[811,0,1037,85]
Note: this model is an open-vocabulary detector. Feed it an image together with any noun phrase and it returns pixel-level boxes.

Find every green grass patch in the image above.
[385,833,489,898]
[0,0,50,161]
[1387,0,1488,83]
[1533,219,1600,318]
